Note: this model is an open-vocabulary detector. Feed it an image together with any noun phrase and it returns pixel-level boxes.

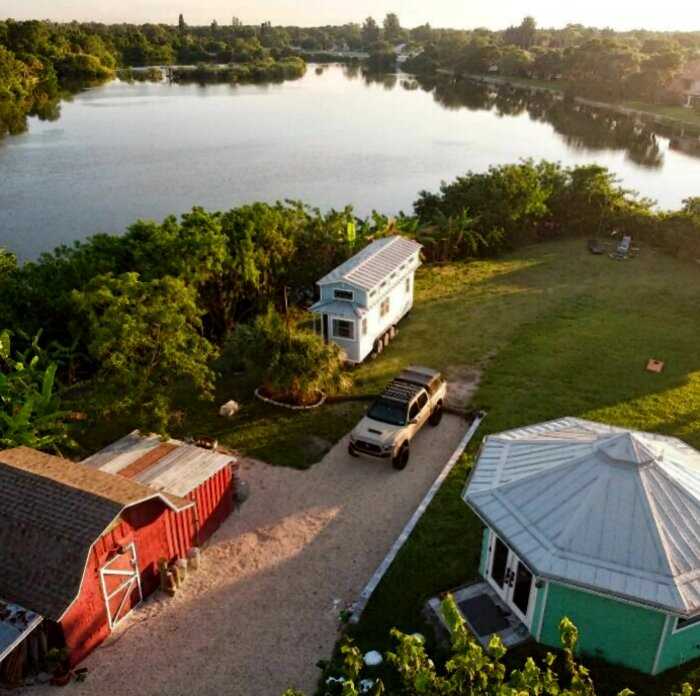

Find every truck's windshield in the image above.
[367,398,407,426]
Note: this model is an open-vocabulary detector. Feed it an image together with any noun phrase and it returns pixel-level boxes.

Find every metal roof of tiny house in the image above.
[463,417,700,616]
[317,236,422,292]
[82,431,237,498]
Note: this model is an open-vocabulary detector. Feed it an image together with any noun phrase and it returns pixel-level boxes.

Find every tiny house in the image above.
[310,236,422,363]
[463,418,700,675]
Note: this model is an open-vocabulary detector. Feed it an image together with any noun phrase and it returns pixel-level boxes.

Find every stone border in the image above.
[254,387,327,410]
[349,411,487,623]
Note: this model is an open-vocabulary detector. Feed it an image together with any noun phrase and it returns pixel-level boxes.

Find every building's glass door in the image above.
[486,531,536,627]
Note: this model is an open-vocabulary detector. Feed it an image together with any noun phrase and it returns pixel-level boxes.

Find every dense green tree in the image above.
[361,17,381,46]
[0,330,72,451]
[72,273,217,433]
[503,16,538,49]
[230,307,349,405]
[382,13,403,44]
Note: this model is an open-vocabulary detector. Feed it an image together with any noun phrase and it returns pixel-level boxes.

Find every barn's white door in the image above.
[99,542,143,630]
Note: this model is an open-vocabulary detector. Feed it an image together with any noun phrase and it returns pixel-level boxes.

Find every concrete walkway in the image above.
[45,415,468,696]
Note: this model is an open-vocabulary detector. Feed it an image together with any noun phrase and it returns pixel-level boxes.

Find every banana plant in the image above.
[0,330,73,451]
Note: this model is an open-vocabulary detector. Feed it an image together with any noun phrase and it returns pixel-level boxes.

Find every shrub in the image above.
[230,307,350,406]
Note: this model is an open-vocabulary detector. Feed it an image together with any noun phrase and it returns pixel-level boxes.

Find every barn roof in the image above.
[317,236,422,292]
[0,447,191,621]
[463,418,700,616]
[82,431,237,498]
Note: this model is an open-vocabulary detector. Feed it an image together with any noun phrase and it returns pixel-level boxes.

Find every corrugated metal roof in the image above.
[82,431,237,498]
[0,448,191,621]
[463,418,700,615]
[0,601,42,662]
[317,236,422,291]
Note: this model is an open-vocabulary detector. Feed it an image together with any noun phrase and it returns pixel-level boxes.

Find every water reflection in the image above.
[401,77,699,169]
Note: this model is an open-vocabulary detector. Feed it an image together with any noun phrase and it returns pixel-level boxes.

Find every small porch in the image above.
[426,581,531,649]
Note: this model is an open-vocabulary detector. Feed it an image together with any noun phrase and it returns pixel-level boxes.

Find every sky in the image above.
[3,0,700,32]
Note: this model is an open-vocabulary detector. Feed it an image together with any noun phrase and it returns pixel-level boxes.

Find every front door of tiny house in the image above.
[99,542,143,630]
[486,531,536,627]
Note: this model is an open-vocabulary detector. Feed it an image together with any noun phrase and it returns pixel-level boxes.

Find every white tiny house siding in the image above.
[311,241,421,363]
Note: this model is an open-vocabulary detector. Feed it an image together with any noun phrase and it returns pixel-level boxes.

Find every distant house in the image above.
[310,236,422,363]
[462,418,700,675]
[0,439,237,682]
[671,60,700,108]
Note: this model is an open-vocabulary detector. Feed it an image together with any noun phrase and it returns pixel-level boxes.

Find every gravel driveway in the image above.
[50,415,467,696]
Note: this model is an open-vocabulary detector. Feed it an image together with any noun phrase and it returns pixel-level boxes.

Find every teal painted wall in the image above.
[478,527,489,576]
[657,618,700,673]
[540,582,665,674]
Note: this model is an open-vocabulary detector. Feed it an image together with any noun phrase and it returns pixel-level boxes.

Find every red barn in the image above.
[0,439,237,684]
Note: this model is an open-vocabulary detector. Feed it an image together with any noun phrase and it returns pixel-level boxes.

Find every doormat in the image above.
[458,594,510,636]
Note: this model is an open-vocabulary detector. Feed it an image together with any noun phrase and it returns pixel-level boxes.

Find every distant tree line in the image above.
[403,16,700,105]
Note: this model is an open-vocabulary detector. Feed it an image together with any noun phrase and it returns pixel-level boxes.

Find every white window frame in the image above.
[673,614,700,634]
[331,317,355,341]
[362,317,368,336]
[333,288,354,302]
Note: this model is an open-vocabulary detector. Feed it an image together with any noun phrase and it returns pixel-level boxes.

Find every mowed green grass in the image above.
[342,239,700,696]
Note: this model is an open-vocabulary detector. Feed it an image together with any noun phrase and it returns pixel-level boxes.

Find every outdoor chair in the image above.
[610,235,633,260]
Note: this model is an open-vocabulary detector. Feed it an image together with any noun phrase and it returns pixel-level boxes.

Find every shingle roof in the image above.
[317,236,422,291]
[463,418,700,616]
[0,447,191,620]
[82,431,237,498]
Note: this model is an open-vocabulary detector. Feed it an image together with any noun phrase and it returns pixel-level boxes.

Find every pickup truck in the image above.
[348,366,447,470]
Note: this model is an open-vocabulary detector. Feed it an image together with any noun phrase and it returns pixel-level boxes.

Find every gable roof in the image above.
[0,447,191,621]
[463,418,700,616]
[317,236,422,292]
[82,431,237,498]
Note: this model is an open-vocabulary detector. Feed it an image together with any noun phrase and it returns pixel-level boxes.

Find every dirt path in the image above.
[47,415,467,696]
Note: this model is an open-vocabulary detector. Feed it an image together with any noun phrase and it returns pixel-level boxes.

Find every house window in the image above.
[362,318,368,336]
[334,289,354,301]
[675,615,700,632]
[332,319,354,340]
[405,276,411,293]
[380,298,390,318]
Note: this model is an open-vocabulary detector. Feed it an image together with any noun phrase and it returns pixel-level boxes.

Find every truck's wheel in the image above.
[429,401,444,426]
[382,332,391,349]
[373,338,384,357]
[348,443,359,458]
[393,442,410,470]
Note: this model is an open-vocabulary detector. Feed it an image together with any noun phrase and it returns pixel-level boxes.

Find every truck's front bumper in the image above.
[349,441,392,459]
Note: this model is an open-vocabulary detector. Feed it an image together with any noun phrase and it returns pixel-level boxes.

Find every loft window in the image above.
[334,289,354,301]
[380,297,390,318]
[332,319,355,340]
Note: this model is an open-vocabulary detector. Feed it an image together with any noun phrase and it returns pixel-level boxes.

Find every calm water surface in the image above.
[1,64,699,259]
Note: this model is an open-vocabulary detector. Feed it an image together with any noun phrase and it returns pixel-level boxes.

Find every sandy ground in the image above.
[41,415,467,696]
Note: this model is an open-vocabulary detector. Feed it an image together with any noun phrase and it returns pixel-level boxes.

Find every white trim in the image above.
[653,614,673,675]
[535,580,549,641]
[671,614,700,635]
[99,542,143,631]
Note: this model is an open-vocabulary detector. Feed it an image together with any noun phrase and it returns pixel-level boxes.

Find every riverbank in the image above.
[467,73,700,132]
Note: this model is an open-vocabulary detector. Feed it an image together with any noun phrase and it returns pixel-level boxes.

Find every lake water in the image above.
[1,64,699,260]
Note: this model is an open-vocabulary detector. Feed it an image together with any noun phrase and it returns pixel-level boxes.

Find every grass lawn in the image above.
[622,101,700,129]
